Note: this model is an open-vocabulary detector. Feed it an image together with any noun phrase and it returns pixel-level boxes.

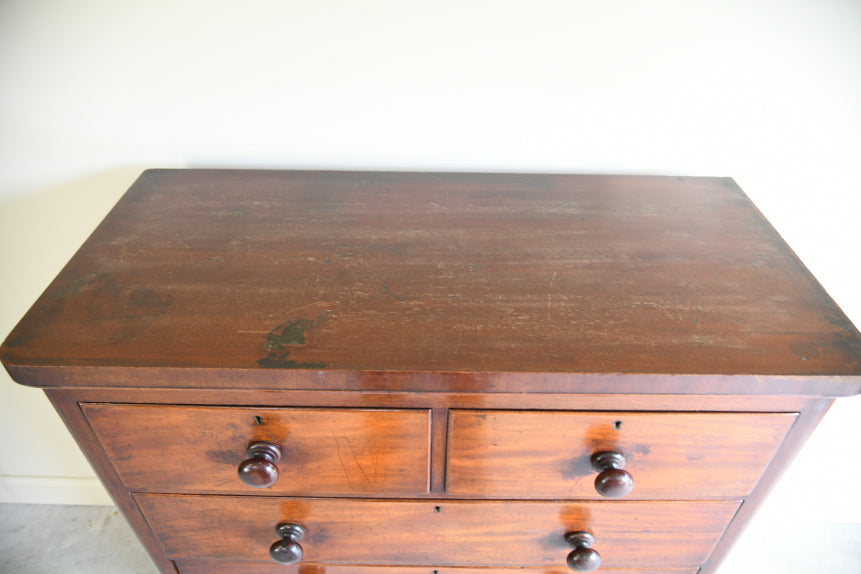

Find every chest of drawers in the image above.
[2,170,859,574]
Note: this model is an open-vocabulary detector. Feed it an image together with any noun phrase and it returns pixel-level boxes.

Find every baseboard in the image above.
[0,475,113,505]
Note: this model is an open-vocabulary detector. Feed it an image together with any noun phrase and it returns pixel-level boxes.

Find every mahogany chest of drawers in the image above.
[2,170,859,574]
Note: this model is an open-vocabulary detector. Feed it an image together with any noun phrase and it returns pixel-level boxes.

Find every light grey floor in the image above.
[1,503,859,573]
[0,504,156,574]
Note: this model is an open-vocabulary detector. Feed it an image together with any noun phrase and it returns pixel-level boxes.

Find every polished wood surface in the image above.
[48,386,818,413]
[83,404,430,494]
[446,410,796,499]
[136,494,738,567]
[2,170,859,395]
[44,382,828,573]
[3,172,857,574]
[175,562,698,574]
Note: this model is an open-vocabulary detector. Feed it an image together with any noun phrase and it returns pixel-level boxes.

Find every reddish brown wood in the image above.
[430,407,448,493]
[44,386,816,413]
[1,171,859,395]
[82,404,430,495]
[446,410,796,499]
[1,172,858,574]
[10,365,861,396]
[135,494,738,568]
[8,365,860,395]
[175,562,698,574]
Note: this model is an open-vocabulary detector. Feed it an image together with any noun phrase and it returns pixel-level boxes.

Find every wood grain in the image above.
[176,561,697,574]
[2,170,859,395]
[11,365,859,395]
[136,495,738,568]
[446,410,796,499]
[83,404,430,495]
[3,171,858,574]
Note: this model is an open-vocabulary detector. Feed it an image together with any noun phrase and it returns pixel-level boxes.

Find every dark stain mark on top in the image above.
[265,319,313,350]
[257,313,330,369]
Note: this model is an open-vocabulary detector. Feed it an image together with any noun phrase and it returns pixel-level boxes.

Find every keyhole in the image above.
[254,416,263,425]
[614,420,622,430]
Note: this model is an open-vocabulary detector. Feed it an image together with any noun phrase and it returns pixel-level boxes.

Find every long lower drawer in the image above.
[177,562,698,574]
[136,495,738,569]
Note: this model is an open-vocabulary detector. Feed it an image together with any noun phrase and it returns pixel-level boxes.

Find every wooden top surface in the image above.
[2,170,859,394]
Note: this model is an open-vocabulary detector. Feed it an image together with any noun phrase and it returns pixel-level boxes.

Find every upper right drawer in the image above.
[446,410,796,499]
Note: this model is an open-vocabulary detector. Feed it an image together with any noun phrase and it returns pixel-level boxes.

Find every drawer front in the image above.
[137,494,738,568]
[446,410,796,499]
[83,404,430,494]
[176,561,698,574]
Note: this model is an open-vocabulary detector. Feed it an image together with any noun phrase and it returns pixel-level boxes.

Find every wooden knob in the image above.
[565,531,601,572]
[238,441,281,488]
[591,451,633,498]
[269,523,305,565]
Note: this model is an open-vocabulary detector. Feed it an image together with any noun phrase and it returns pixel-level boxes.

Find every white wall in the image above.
[1,1,859,572]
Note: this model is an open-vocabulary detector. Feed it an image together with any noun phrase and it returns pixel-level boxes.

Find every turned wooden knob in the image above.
[565,531,601,572]
[238,441,281,488]
[591,450,633,498]
[269,523,305,565]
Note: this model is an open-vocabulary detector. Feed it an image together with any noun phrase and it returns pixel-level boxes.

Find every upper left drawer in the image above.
[82,404,431,495]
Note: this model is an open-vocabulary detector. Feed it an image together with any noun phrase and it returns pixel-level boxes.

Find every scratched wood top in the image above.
[1,170,860,393]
